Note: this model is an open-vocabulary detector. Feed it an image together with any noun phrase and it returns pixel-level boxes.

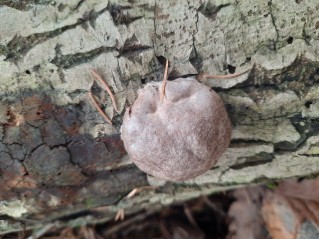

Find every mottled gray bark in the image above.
[0,0,319,234]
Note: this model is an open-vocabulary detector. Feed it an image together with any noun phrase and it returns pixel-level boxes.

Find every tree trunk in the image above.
[1,0,319,234]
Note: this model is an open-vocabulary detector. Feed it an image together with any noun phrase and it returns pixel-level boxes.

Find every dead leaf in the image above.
[275,178,319,227]
[262,191,300,239]
[226,187,267,239]
[261,177,319,239]
[276,179,319,202]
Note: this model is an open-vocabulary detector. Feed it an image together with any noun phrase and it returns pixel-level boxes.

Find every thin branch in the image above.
[88,92,112,125]
[90,69,119,113]
[160,59,169,102]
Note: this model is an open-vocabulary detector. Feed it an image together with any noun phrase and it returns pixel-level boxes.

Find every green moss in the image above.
[265,182,277,190]
[84,198,97,208]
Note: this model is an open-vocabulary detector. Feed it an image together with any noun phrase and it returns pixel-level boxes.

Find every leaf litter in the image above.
[228,177,319,239]
[2,177,319,239]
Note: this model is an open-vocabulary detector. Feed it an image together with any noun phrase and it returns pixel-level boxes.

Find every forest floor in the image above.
[2,176,319,239]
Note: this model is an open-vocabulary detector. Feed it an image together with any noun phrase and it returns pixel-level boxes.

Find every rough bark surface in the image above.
[0,0,319,234]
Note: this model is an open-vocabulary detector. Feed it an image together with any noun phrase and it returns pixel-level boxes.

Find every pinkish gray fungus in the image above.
[121,78,231,181]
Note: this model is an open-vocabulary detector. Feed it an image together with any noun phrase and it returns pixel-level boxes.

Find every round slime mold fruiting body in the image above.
[121,78,232,181]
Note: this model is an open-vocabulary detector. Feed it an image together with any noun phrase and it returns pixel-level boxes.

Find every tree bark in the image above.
[1,0,319,234]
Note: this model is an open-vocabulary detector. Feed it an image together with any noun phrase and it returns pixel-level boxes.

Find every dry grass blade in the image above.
[126,186,156,199]
[115,208,125,222]
[26,223,58,239]
[88,92,112,125]
[183,206,199,229]
[79,226,96,239]
[90,69,119,113]
[102,208,159,237]
[126,188,141,199]
[203,196,226,217]
[198,68,250,81]
[160,59,169,102]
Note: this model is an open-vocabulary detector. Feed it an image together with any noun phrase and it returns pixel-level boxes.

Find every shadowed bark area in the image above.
[1,0,319,234]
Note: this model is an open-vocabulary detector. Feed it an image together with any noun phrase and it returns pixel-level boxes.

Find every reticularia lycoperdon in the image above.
[121,77,232,181]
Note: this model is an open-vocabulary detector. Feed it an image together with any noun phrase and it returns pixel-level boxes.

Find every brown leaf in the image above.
[276,179,319,202]
[227,187,267,239]
[275,178,319,227]
[262,191,300,239]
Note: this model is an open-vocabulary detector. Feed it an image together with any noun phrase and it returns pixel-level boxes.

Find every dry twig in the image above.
[160,59,169,102]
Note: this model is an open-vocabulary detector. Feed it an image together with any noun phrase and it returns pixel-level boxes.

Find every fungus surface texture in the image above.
[121,78,231,181]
